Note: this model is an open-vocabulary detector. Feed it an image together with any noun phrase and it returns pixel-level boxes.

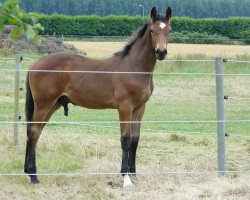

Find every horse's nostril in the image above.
[156,48,167,55]
[161,49,167,55]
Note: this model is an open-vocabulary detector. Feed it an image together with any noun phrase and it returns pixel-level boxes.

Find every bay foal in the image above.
[25,7,172,184]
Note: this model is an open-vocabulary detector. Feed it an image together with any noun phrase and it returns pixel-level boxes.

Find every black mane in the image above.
[115,23,149,57]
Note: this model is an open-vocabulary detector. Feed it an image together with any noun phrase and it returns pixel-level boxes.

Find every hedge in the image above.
[172,17,250,39]
[170,31,233,45]
[24,14,250,40]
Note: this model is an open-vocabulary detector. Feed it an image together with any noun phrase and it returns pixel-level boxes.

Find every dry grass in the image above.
[66,41,250,59]
[0,42,250,199]
[0,126,249,199]
[1,173,249,200]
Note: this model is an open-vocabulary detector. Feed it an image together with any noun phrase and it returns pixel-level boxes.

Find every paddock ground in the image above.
[0,42,249,199]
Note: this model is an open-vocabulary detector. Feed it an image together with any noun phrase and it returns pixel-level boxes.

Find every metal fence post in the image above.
[13,54,21,146]
[60,34,64,52]
[215,57,226,176]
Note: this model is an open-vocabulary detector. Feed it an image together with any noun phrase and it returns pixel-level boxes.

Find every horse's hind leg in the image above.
[24,101,60,183]
[24,108,47,183]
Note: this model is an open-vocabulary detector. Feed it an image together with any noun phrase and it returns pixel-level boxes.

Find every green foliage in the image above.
[171,17,250,39]
[170,31,233,45]
[36,15,99,36]
[8,24,23,39]
[0,15,7,33]
[2,0,249,45]
[17,0,250,18]
[239,29,250,44]
[35,14,250,44]
[97,15,145,36]
[33,14,146,36]
[0,0,43,43]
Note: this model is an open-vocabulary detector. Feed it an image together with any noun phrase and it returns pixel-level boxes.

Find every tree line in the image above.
[0,0,249,18]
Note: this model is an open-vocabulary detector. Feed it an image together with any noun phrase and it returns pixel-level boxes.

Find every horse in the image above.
[24,7,172,185]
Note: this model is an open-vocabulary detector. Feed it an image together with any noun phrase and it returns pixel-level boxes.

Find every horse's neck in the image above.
[127,31,156,72]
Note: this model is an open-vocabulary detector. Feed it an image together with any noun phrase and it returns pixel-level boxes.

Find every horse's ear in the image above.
[166,7,172,20]
[150,7,157,22]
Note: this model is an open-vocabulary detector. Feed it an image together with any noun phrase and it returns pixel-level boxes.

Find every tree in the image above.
[2,0,250,18]
[0,0,43,43]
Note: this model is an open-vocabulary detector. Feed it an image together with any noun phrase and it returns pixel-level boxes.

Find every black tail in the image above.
[25,73,34,123]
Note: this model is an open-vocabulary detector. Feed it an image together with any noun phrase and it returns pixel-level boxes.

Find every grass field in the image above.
[0,42,250,199]
[66,41,250,59]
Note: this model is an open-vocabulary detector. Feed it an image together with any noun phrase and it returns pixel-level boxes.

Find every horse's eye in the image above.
[150,30,154,34]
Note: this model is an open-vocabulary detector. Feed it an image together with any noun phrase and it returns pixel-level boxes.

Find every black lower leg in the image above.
[24,138,39,184]
[129,138,139,174]
[120,136,131,175]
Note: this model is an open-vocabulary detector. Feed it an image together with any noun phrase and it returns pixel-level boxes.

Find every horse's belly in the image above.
[64,74,117,109]
[66,88,116,109]
[74,99,116,109]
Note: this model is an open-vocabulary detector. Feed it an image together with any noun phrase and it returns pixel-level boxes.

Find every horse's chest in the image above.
[134,81,153,104]
[114,77,154,107]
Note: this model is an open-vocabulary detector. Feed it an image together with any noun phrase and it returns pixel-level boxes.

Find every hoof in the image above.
[30,175,40,184]
[123,174,133,187]
[31,179,40,184]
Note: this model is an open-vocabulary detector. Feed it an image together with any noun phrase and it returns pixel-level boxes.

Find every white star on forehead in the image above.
[159,22,166,29]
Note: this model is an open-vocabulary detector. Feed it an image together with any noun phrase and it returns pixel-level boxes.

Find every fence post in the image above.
[60,34,64,52]
[215,57,226,176]
[13,54,21,146]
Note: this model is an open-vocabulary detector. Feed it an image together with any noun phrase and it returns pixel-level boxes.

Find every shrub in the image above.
[240,29,250,44]
[38,15,100,36]
[97,15,145,36]
[31,15,249,38]
[171,17,250,39]
[170,31,234,44]
[20,14,250,44]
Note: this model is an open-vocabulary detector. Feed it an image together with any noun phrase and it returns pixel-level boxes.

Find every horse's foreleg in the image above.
[129,104,145,174]
[118,105,133,176]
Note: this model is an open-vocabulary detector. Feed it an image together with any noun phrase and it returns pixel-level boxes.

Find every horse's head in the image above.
[149,7,172,61]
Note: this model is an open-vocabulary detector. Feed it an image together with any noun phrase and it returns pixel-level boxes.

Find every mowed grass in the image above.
[66,41,250,59]
[0,43,250,199]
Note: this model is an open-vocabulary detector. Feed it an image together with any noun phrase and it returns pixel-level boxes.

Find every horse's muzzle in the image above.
[156,48,167,61]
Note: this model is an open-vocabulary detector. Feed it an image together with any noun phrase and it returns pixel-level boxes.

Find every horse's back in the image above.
[31,52,86,70]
